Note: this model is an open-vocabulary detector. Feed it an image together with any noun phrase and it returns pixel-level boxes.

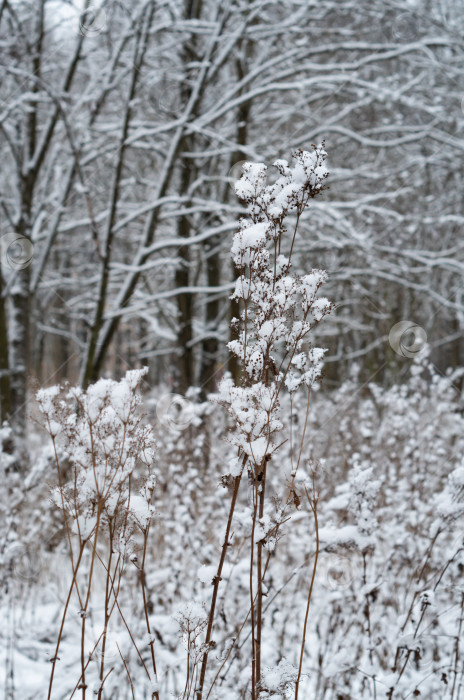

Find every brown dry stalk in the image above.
[255,461,267,692]
[205,392,313,698]
[69,635,104,700]
[47,540,86,700]
[451,591,464,699]
[118,642,135,700]
[98,525,114,699]
[93,545,153,680]
[196,470,243,700]
[295,480,319,700]
[50,432,83,609]
[140,528,160,700]
[80,503,103,699]
[250,478,257,700]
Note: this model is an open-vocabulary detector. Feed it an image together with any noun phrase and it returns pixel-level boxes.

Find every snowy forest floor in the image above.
[1,354,464,700]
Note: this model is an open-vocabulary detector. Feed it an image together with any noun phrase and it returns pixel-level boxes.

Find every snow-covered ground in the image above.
[1,354,464,699]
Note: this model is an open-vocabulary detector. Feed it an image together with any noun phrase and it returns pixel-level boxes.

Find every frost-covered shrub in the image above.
[198,145,332,700]
[29,146,335,700]
[280,355,464,699]
[36,368,160,699]
[37,368,156,542]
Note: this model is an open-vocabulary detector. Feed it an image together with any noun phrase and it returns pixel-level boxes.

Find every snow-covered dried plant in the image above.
[36,368,159,700]
[295,357,464,699]
[197,146,332,700]
[175,601,208,699]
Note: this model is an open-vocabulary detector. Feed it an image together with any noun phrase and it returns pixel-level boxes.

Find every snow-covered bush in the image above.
[198,145,332,700]
[30,147,333,700]
[284,355,464,699]
[36,368,159,699]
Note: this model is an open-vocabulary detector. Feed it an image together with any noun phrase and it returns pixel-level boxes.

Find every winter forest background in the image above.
[1,0,464,698]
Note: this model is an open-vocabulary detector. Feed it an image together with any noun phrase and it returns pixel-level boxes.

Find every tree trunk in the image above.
[173,0,204,394]
[228,51,252,384]
[174,153,195,393]
[198,233,221,396]
[0,261,11,423]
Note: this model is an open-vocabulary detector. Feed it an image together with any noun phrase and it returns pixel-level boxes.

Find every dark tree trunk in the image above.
[10,178,34,442]
[173,0,204,394]
[0,263,11,423]
[174,149,195,394]
[227,51,252,384]
[9,264,30,437]
[198,234,221,396]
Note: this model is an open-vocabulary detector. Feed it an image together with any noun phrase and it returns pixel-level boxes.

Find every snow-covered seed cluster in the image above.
[219,145,332,474]
[259,658,299,698]
[174,600,208,663]
[36,368,157,544]
[234,147,329,223]
[348,457,381,539]
[435,461,464,520]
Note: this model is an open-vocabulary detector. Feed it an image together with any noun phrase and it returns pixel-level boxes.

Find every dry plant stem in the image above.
[50,433,83,609]
[432,537,461,592]
[182,627,191,700]
[416,529,442,585]
[184,625,200,700]
[47,540,86,700]
[294,482,319,700]
[98,524,114,700]
[69,635,104,700]
[80,504,103,699]
[69,584,153,698]
[451,591,464,699]
[206,394,311,698]
[93,545,123,620]
[250,478,258,700]
[140,529,160,700]
[95,547,153,680]
[362,553,376,700]
[188,634,200,700]
[396,648,411,683]
[78,419,101,698]
[193,664,200,700]
[118,643,136,700]
[196,472,243,700]
[286,389,311,505]
[99,668,114,698]
[401,528,443,634]
[256,461,267,692]
[288,211,301,264]
[262,390,311,581]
